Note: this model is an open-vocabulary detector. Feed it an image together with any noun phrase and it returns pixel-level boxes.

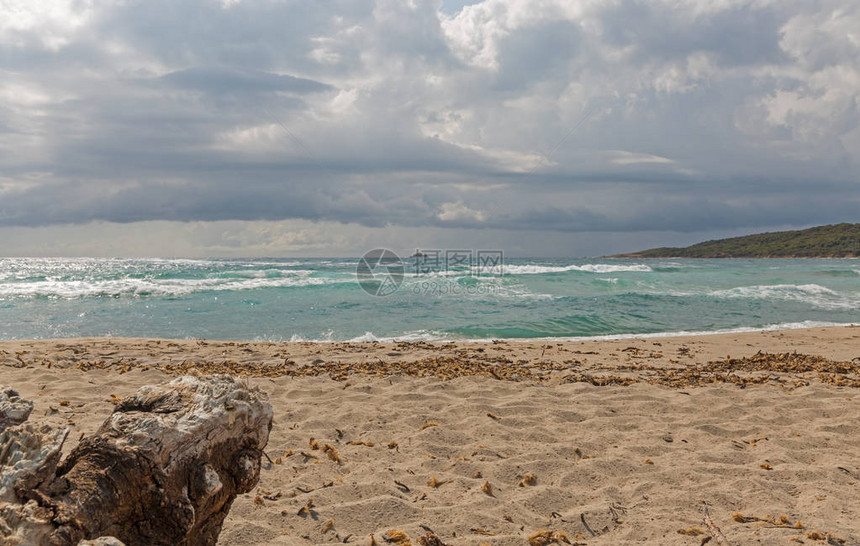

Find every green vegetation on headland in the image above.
[617,223,860,258]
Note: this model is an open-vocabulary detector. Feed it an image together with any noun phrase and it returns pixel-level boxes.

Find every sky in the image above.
[0,0,858,257]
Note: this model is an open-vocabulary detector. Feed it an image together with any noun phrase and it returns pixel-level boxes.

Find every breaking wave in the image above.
[503,263,652,274]
[0,275,351,299]
[707,284,856,310]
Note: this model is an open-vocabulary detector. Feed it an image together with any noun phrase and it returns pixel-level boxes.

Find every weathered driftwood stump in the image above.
[0,375,273,546]
[0,387,33,431]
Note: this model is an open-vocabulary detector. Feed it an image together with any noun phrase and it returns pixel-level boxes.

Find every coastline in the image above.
[2,324,858,367]
[609,255,859,259]
[329,320,858,344]
[2,325,859,544]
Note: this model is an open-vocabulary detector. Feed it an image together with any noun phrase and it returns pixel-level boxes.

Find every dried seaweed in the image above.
[9,346,860,390]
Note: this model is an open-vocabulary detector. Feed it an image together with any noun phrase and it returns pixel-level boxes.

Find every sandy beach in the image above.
[1,325,859,545]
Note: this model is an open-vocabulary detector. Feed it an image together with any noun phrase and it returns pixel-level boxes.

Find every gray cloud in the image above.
[0,0,858,256]
[159,67,332,96]
[600,2,788,66]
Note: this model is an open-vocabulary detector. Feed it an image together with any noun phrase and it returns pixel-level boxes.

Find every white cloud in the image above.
[436,201,487,223]
[609,151,675,166]
[0,0,96,50]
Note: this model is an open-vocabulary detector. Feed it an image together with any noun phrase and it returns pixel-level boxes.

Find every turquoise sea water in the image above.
[0,257,857,341]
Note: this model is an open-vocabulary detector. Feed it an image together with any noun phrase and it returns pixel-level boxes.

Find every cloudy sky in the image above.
[0,0,858,257]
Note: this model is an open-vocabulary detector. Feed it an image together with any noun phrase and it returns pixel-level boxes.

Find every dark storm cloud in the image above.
[0,0,858,239]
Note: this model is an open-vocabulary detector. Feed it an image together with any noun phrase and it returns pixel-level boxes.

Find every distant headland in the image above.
[614,223,860,258]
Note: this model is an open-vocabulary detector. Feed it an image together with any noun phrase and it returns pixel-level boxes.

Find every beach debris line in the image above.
[7,343,860,389]
[0,376,273,545]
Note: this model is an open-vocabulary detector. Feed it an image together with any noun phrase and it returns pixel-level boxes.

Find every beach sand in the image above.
[1,326,859,545]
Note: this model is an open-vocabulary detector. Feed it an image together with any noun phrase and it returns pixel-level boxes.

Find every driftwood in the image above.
[0,375,273,545]
[0,387,33,431]
[703,505,732,546]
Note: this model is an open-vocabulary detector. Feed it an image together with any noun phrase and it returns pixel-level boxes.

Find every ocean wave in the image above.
[219,269,316,278]
[710,283,836,298]
[812,268,860,278]
[346,330,450,342]
[280,330,451,343]
[467,320,856,342]
[286,329,336,342]
[707,283,856,310]
[298,321,857,343]
[0,275,352,299]
[503,263,652,275]
[399,275,557,300]
[234,260,305,267]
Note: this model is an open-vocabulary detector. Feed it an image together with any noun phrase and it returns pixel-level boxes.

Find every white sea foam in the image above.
[346,330,450,342]
[503,263,652,274]
[710,283,837,298]
[475,320,856,343]
[286,330,335,342]
[705,283,857,309]
[0,275,351,298]
[291,321,857,343]
[287,330,408,343]
[400,276,555,300]
[403,262,652,276]
[238,260,305,267]
[347,331,381,342]
[222,269,315,278]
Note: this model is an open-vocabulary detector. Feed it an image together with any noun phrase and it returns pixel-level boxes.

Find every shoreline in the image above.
[313,320,859,344]
[609,255,859,259]
[1,321,856,346]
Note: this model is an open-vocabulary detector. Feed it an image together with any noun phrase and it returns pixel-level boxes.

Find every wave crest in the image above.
[707,283,856,310]
[0,275,350,299]
[503,263,652,275]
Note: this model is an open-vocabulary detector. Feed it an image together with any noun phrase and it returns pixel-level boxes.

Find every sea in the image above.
[0,257,857,342]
